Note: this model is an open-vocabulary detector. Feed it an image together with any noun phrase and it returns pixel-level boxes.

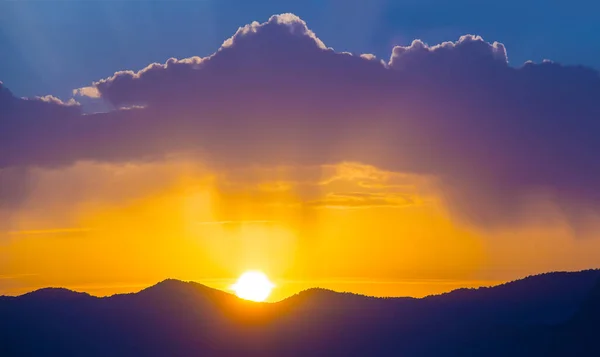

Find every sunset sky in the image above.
[1,1,600,302]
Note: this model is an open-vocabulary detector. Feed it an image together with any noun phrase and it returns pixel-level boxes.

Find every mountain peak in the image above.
[20,287,92,301]
[140,278,202,293]
[137,278,235,302]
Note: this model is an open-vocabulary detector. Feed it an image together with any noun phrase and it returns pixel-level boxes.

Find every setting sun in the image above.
[231,271,275,302]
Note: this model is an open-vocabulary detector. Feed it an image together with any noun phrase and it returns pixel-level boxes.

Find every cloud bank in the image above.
[2,14,600,228]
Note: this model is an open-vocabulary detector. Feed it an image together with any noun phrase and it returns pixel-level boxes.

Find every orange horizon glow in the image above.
[1,159,600,301]
[0,275,512,302]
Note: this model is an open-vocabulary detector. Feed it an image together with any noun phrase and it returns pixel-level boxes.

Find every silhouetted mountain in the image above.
[540,277,600,357]
[19,288,92,303]
[1,270,599,357]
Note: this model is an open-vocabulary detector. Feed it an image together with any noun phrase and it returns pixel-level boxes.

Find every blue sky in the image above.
[1,0,599,99]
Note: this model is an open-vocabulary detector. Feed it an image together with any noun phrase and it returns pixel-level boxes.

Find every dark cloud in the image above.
[1,81,82,167]
[2,14,600,227]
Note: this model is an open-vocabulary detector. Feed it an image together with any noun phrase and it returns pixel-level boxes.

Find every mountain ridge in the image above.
[1,269,599,357]
[6,268,599,302]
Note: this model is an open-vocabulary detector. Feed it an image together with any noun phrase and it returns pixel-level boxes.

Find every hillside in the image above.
[1,270,599,357]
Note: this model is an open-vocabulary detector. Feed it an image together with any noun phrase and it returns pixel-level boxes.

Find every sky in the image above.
[2,0,600,100]
[1,1,600,301]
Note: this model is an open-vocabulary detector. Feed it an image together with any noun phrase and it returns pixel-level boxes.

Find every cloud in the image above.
[389,35,508,71]
[0,82,80,118]
[72,86,101,98]
[1,14,600,228]
[194,220,277,226]
[319,162,400,186]
[0,274,38,281]
[308,192,418,209]
[32,95,80,107]
[0,82,83,169]
[6,228,92,236]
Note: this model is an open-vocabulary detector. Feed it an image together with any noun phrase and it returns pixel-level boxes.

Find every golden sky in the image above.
[2,158,599,301]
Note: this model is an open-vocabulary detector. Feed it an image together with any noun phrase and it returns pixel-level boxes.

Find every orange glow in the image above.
[1,160,600,301]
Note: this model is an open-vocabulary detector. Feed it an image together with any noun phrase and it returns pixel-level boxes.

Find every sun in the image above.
[231,271,275,302]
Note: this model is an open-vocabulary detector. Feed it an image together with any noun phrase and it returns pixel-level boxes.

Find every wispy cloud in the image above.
[280,278,505,286]
[194,220,277,226]
[7,228,92,236]
[0,273,38,280]
[307,192,418,209]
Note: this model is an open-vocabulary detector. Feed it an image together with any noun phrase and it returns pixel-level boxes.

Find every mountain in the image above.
[1,270,599,357]
[542,276,600,357]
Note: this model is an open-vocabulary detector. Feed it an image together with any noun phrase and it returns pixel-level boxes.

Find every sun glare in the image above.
[232,271,275,302]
